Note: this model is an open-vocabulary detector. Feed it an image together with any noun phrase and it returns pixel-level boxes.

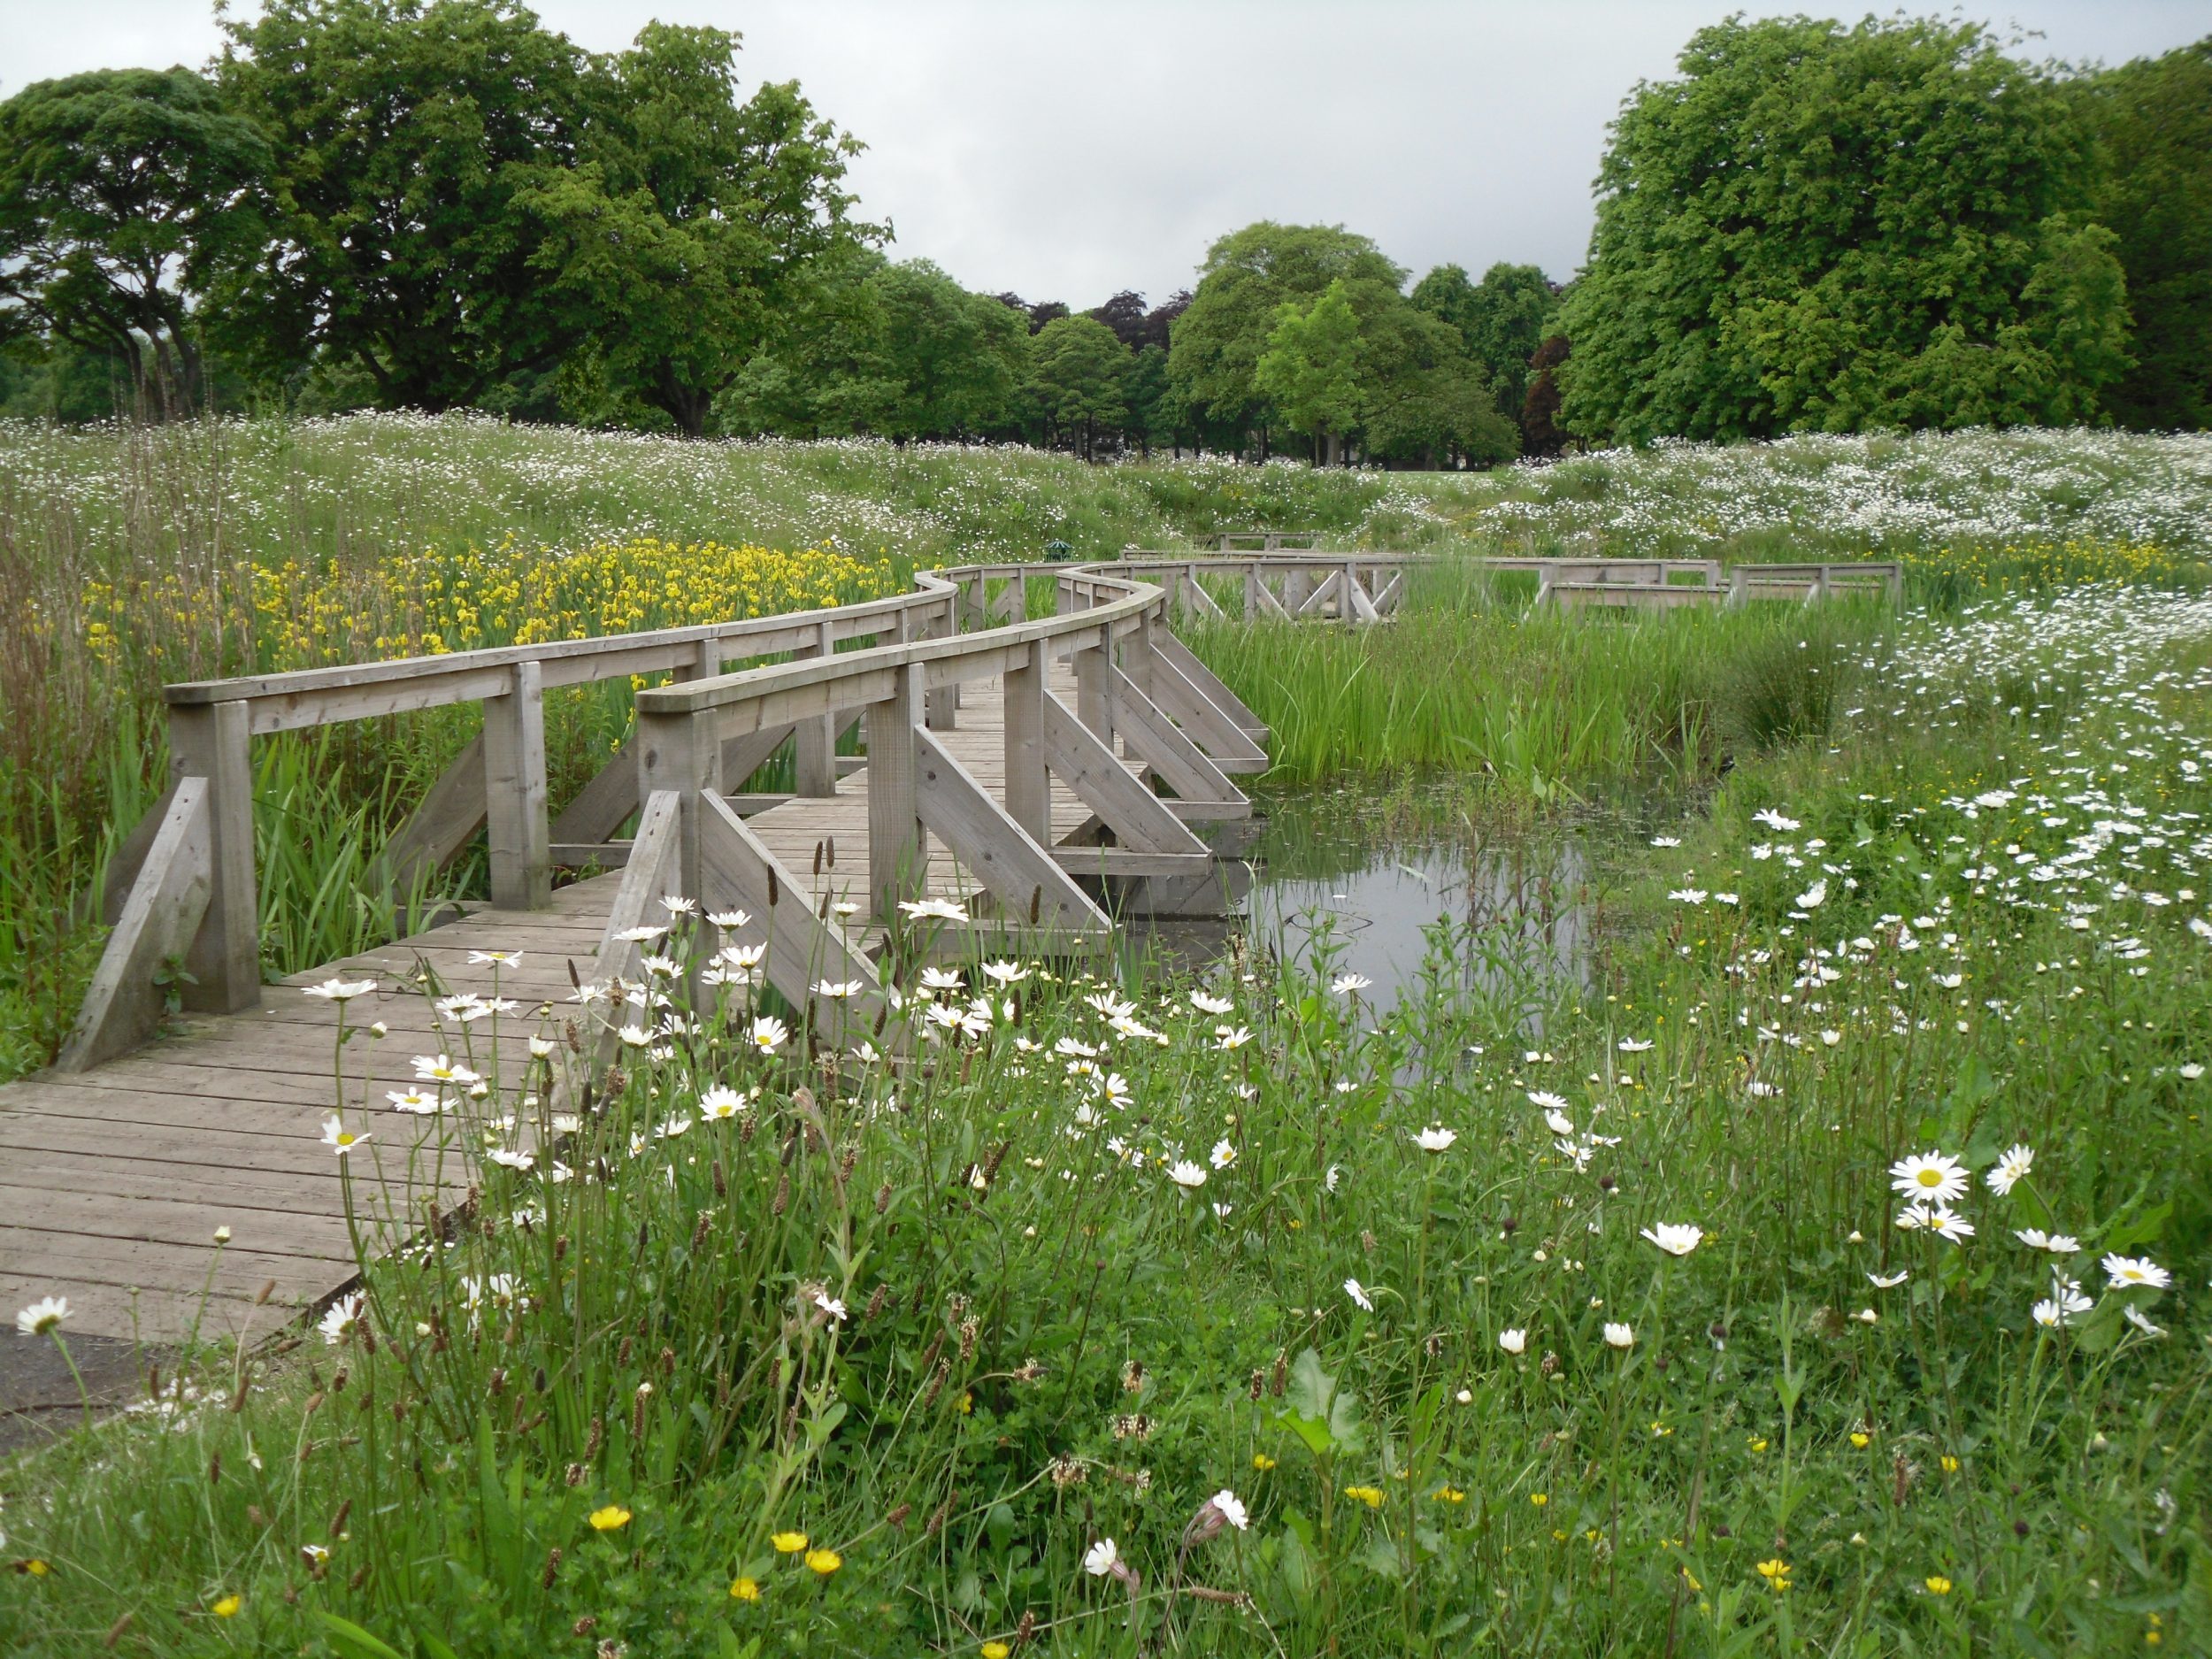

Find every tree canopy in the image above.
[2075,38,2212,431]
[1559,15,2131,442]
[0,67,269,414]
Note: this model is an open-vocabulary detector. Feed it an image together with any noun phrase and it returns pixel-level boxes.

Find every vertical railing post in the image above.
[168,697,258,1012]
[1244,563,1258,620]
[1003,636,1049,843]
[1341,558,1358,626]
[637,697,721,910]
[868,662,926,920]
[1075,617,1113,749]
[795,618,838,796]
[924,596,956,730]
[484,659,551,910]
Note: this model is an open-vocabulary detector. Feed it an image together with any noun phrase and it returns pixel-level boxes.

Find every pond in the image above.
[1137,782,1617,1018]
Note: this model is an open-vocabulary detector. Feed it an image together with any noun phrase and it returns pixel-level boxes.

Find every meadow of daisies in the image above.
[3,421,2211,1654]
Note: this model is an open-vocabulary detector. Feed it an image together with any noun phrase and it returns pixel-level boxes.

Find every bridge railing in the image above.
[60,559,1269,1069]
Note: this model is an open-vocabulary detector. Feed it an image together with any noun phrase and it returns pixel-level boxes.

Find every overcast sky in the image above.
[4,2,2206,307]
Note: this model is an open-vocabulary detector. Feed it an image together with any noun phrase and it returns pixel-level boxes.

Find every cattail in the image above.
[488,1368,506,1395]
[1121,1359,1146,1394]
[246,1504,267,1528]
[1248,1370,1263,1400]
[772,1172,790,1215]
[691,1211,712,1251]
[1016,1609,1037,1647]
[958,1315,979,1363]
[572,1617,597,1637]
[256,1279,276,1306]
[711,1158,726,1197]
[887,1502,911,1530]
[826,837,836,869]
[304,1392,326,1417]
[660,1347,676,1379]
[865,1283,888,1320]
[328,1497,352,1538]
[1029,886,1041,926]
[349,1563,369,1591]
[585,1416,603,1459]
[391,1400,407,1423]
[876,1180,893,1214]
[617,1334,634,1366]
[1270,1351,1287,1397]
[565,1462,587,1486]
[541,1547,562,1588]
[984,1140,1011,1184]
[924,1359,949,1408]
[102,1614,134,1649]
[926,1490,959,1535]
[765,867,780,907]
[813,840,826,878]
[534,1365,549,1394]
[208,1452,221,1484]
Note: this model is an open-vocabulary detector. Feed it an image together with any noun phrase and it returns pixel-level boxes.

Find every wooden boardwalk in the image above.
[0,547,1900,1353]
[0,634,1233,1344]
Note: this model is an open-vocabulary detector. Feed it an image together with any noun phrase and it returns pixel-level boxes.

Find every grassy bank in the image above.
[4,584,2208,1655]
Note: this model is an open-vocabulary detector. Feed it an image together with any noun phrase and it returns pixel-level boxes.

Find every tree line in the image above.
[1,4,2204,461]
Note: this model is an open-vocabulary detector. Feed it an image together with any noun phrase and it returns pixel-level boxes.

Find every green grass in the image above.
[1185,563,1888,802]
[4,581,2209,1655]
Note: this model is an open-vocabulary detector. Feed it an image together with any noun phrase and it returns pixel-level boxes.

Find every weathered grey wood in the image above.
[56,778,212,1071]
[96,780,179,926]
[722,720,799,789]
[1251,575,1292,620]
[548,741,638,846]
[794,619,839,796]
[1152,630,1267,741]
[1041,691,1206,855]
[696,793,885,1031]
[482,660,551,910]
[637,703,722,913]
[868,662,926,920]
[381,733,488,906]
[590,789,682,1001]
[1147,650,1270,772]
[914,726,1109,935]
[1002,637,1049,842]
[1109,665,1247,813]
[1051,847,1216,876]
[169,698,259,1014]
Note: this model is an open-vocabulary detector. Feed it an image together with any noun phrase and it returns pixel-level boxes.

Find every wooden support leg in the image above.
[483,659,551,910]
[868,662,926,920]
[1003,638,1049,843]
[916,726,1108,935]
[636,703,723,910]
[58,778,212,1071]
[1074,629,1112,749]
[1042,691,1206,856]
[382,734,488,908]
[795,619,838,796]
[1110,664,1248,817]
[169,698,258,1013]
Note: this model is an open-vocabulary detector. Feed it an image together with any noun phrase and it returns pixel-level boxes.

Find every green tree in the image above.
[215,0,591,411]
[1026,314,1129,458]
[1411,261,1557,424]
[2075,38,2212,429]
[1167,221,1404,456]
[520,24,874,436]
[1358,300,1519,467]
[1256,279,1364,464]
[1560,16,2128,442]
[0,67,270,415]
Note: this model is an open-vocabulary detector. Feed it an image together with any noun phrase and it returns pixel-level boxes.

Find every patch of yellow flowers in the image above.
[79,536,897,678]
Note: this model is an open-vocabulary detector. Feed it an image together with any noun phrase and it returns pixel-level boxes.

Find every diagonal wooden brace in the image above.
[913,726,1110,936]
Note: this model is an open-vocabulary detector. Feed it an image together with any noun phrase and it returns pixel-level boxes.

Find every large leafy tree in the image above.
[1410,261,1557,423]
[1256,280,1363,465]
[215,0,591,411]
[1559,16,2129,442]
[1027,314,1129,458]
[2075,38,2212,431]
[1167,221,1405,454]
[0,68,269,415]
[519,24,874,435]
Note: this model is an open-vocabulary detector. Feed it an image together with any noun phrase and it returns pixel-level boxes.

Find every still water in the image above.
[1139,785,1601,1014]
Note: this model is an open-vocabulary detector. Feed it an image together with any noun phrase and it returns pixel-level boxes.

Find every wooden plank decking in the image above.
[0,664,1150,1345]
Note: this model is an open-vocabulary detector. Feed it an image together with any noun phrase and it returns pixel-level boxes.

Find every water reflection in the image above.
[1138,786,1598,1016]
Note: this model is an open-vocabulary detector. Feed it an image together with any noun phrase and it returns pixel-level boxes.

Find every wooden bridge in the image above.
[0,553,1417,1347]
[0,544,1898,1351]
